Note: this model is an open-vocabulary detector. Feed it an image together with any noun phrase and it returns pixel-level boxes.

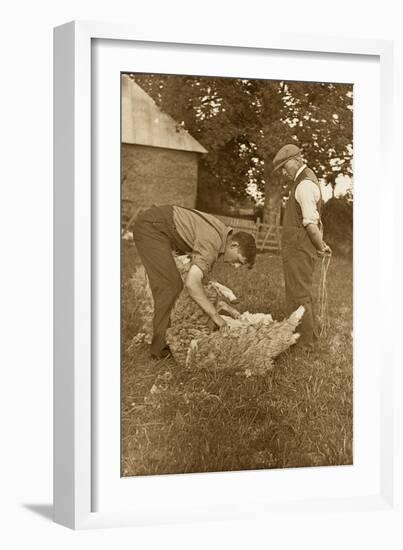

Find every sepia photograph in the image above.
[120,72,353,477]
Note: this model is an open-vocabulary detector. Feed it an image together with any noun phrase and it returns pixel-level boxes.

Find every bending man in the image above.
[133,204,257,358]
[273,144,331,347]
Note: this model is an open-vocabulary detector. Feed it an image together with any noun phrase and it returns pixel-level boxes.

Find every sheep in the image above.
[127,256,239,346]
[183,307,304,376]
[126,263,154,346]
[166,256,243,367]
[128,254,303,375]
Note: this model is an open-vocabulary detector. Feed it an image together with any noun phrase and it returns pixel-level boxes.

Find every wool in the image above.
[183,307,304,376]
[129,254,303,375]
[127,264,154,345]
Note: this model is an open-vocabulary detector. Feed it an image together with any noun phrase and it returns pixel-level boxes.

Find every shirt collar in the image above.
[294,164,307,181]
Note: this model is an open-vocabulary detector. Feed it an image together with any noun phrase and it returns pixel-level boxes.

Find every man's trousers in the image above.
[282,247,317,345]
[133,206,190,357]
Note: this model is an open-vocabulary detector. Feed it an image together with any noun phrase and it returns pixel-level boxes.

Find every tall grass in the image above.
[122,244,353,476]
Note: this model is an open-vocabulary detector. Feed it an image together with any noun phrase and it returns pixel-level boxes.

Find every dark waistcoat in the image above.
[281,167,322,257]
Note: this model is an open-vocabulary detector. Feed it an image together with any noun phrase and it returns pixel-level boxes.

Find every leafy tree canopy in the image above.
[130,74,353,220]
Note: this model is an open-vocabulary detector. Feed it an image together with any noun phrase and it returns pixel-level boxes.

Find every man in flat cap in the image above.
[134,204,256,359]
[273,144,331,347]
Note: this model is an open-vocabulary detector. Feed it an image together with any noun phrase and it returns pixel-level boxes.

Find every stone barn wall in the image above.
[122,144,199,210]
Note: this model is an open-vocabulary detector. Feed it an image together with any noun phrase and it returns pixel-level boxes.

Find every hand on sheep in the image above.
[209,314,228,331]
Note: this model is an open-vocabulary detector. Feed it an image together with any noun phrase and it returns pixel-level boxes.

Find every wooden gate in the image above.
[215,215,281,253]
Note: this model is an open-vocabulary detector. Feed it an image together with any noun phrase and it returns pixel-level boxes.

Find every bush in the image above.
[322,197,353,258]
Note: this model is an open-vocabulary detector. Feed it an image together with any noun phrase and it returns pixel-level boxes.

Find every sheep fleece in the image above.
[130,259,304,375]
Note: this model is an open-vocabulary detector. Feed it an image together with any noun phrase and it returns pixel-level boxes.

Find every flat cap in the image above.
[272,144,301,172]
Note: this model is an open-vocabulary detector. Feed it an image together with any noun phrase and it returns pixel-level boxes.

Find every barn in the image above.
[121,75,208,222]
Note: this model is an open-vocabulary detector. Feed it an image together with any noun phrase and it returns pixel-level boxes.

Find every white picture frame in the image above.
[54,20,397,530]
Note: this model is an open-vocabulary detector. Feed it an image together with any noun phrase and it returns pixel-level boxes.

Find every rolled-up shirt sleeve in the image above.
[191,232,222,275]
[295,179,321,226]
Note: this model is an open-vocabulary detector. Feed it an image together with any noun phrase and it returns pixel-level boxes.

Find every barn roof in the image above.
[121,75,208,154]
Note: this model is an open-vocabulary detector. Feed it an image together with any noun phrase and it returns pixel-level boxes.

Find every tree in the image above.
[130,74,353,222]
[262,82,353,222]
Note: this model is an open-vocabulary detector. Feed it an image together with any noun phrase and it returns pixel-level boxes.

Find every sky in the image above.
[321,174,352,201]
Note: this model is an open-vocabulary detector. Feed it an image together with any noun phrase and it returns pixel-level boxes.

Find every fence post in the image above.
[255,217,261,239]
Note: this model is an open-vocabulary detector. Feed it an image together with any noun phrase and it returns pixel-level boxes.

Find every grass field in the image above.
[122,244,353,476]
